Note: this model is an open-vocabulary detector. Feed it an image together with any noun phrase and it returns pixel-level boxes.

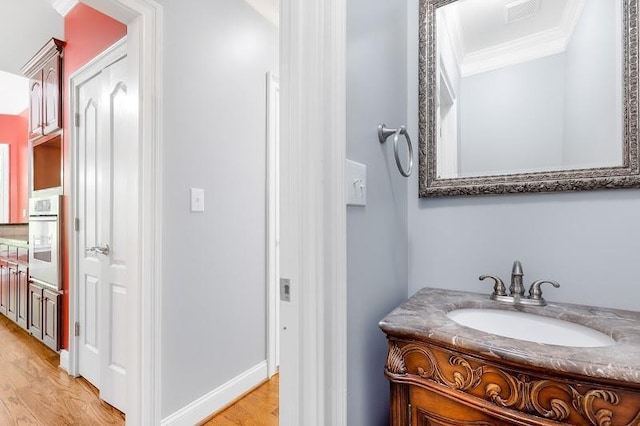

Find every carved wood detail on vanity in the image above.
[385,340,640,426]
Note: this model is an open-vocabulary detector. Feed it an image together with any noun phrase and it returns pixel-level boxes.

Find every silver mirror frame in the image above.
[418,0,640,197]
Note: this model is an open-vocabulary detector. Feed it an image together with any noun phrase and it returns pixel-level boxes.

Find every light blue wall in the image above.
[407,0,640,313]
[159,0,278,417]
[347,0,409,424]
[407,190,640,311]
[459,54,565,175]
[563,0,623,168]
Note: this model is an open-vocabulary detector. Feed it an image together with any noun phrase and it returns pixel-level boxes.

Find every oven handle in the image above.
[28,216,57,222]
[29,276,57,289]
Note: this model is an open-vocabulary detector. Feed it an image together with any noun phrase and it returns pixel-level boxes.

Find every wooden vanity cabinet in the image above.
[384,337,640,426]
[22,38,65,140]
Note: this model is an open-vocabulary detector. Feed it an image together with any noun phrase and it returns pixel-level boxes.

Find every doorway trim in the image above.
[279,0,347,424]
[266,71,280,379]
[65,1,163,424]
[68,34,127,406]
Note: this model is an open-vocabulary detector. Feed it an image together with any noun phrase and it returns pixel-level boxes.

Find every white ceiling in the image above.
[0,0,64,75]
[458,0,570,53]
[0,0,63,114]
[0,0,278,115]
[440,0,585,76]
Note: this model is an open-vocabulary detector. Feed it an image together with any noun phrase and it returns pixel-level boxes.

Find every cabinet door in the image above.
[28,283,43,339]
[29,72,43,139]
[43,56,61,135]
[16,266,28,330]
[410,386,528,426]
[6,263,18,321]
[42,288,60,351]
[0,263,7,316]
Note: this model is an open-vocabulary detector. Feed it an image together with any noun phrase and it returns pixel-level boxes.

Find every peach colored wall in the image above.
[0,113,28,223]
[61,3,127,349]
[17,109,29,223]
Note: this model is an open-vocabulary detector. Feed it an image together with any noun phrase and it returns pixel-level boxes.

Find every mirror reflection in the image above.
[435,0,623,179]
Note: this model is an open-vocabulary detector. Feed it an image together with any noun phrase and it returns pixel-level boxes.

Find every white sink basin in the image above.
[446,308,616,347]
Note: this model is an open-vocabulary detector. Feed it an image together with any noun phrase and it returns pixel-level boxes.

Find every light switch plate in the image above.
[190,188,205,212]
[346,159,366,206]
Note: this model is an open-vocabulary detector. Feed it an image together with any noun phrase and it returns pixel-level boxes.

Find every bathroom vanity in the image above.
[380,288,640,425]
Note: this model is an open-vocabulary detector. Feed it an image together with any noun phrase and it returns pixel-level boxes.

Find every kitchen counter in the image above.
[0,237,29,249]
[379,287,640,385]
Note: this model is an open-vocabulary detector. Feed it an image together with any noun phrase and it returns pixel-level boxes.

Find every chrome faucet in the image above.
[510,260,525,297]
[479,260,560,306]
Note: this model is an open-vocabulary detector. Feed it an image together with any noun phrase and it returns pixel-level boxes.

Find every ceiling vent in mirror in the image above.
[504,0,541,24]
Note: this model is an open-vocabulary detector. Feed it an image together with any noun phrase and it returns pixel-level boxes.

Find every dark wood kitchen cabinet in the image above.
[42,287,60,351]
[0,244,31,333]
[28,283,43,339]
[0,238,61,352]
[6,262,18,322]
[16,265,29,330]
[22,38,65,140]
[27,281,60,351]
[4,260,29,332]
[0,261,7,316]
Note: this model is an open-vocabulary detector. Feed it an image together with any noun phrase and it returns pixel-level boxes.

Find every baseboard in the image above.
[59,349,70,373]
[161,360,268,426]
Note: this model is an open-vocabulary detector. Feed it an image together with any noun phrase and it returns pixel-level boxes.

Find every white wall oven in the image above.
[28,195,61,290]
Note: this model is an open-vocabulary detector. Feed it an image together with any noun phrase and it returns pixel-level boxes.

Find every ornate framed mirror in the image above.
[419,0,640,196]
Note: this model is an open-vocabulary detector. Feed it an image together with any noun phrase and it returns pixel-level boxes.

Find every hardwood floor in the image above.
[0,314,125,425]
[202,375,279,426]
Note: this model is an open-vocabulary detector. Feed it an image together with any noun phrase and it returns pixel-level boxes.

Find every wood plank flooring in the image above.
[202,375,279,426]
[0,313,125,425]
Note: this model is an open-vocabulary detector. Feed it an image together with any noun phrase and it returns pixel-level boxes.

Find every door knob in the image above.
[86,244,110,255]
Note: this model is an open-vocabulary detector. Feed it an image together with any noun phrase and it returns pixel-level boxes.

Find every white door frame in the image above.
[66,0,346,424]
[279,0,347,425]
[66,1,163,424]
[70,36,127,408]
[266,72,280,378]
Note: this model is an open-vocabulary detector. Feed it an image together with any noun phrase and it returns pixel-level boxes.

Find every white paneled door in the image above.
[76,45,129,413]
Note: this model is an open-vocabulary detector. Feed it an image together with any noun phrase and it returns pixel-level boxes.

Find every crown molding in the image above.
[460,27,567,76]
[50,0,79,17]
[443,0,585,77]
[244,0,279,27]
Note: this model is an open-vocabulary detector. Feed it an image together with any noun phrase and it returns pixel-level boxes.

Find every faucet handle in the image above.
[528,280,560,303]
[479,274,507,297]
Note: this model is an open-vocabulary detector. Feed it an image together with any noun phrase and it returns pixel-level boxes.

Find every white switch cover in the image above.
[346,160,366,206]
[190,188,205,212]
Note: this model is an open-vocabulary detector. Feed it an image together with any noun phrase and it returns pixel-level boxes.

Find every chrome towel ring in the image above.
[378,124,413,177]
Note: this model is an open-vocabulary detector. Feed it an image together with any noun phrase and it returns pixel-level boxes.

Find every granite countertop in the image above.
[379,287,640,384]
[0,236,28,248]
